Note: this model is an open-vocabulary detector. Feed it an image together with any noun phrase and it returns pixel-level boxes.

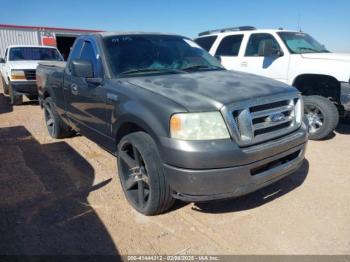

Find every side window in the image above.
[194,36,217,51]
[68,39,84,61]
[68,39,83,73]
[245,33,280,57]
[215,35,244,56]
[79,41,101,77]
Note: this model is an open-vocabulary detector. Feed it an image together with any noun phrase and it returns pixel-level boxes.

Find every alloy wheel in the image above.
[44,104,55,136]
[305,104,324,134]
[119,142,151,209]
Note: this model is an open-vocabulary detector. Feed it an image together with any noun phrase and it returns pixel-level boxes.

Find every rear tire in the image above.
[26,95,38,101]
[43,97,75,139]
[303,95,339,140]
[9,82,23,105]
[117,132,175,215]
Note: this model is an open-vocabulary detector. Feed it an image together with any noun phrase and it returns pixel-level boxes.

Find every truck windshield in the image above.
[9,47,63,61]
[103,35,224,77]
[277,32,329,54]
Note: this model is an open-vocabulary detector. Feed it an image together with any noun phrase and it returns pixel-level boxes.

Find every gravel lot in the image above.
[0,83,349,255]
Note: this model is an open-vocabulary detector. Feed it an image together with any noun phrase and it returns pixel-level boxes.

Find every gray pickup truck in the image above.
[36,32,308,215]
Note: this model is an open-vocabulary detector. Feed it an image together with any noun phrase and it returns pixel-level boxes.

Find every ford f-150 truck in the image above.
[195,27,350,140]
[36,32,308,215]
[0,45,63,105]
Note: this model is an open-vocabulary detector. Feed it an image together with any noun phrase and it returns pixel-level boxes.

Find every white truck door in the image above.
[213,34,244,71]
[237,33,289,83]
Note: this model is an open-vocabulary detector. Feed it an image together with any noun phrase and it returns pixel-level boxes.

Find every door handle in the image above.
[71,84,79,95]
[240,61,248,67]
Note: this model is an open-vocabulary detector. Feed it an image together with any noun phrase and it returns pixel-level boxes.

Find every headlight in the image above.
[11,70,26,80]
[170,112,230,140]
[295,96,304,126]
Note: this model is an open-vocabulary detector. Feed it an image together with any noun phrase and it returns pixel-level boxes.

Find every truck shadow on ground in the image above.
[0,126,120,257]
[190,160,309,214]
[336,121,350,135]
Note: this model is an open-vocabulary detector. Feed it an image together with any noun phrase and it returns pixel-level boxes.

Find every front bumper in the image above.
[165,143,306,201]
[11,80,38,96]
[340,82,350,111]
[160,124,308,202]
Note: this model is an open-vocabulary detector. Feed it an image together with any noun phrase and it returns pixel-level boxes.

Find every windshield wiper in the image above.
[298,47,321,53]
[119,68,185,76]
[181,65,224,72]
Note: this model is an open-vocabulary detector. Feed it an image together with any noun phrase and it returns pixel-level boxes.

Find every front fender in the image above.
[289,56,350,84]
[111,100,171,149]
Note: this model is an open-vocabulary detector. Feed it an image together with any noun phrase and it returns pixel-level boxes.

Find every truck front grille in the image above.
[24,70,36,80]
[226,94,303,146]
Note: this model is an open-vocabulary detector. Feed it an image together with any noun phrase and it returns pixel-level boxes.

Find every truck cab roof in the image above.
[98,31,183,37]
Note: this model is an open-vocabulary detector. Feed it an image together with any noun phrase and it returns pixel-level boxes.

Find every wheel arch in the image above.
[113,115,165,153]
[292,74,341,103]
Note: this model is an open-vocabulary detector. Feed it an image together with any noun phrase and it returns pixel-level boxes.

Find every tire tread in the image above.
[303,95,339,140]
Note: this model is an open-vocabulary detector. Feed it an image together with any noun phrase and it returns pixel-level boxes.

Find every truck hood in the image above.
[301,53,350,62]
[7,60,43,70]
[126,70,297,111]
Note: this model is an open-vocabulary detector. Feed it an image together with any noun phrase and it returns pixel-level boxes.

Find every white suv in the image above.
[195,26,350,140]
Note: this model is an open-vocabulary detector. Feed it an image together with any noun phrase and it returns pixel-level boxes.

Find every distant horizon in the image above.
[1,0,349,53]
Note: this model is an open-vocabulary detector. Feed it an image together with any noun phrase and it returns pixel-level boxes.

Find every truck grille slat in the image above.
[227,95,303,146]
[254,115,293,130]
[24,70,36,80]
[251,104,293,119]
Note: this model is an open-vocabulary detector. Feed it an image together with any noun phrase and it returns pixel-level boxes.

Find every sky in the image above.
[1,0,350,52]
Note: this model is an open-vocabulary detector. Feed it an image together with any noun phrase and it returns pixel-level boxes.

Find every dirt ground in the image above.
[0,85,349,256]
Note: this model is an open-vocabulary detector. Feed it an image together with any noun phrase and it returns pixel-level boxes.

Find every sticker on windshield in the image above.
[183,39,203,49]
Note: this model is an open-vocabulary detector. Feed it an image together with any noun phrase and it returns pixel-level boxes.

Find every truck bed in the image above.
[36,61,67,100]
[38,61,66,69]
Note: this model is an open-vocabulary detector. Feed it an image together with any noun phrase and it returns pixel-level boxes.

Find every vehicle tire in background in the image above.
[26,95,38,101]
[43,97,75,139]
[303,95,339,140]
[1,77,9,95]
[9,82,23,105]
[117,132,175,215]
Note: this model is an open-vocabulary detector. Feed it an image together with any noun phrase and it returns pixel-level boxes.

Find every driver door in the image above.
[64,38,109,145]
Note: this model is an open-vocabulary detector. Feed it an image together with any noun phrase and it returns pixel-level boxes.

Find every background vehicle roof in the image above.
[7,45,59,49]
[196,29,300,38]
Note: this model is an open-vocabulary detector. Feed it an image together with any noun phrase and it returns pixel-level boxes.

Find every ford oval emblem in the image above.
[268,112,286,123]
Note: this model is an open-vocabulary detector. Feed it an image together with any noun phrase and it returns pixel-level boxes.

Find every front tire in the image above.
[117,132,175,215]
[1,77,9,95]
[43,97,75,139]
[303,95,339,140]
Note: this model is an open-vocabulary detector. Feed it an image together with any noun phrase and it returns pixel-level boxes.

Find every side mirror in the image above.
[71,59,93,78]
[0,58,5,63]
[214,55,222,63]
[276,50,284,57]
